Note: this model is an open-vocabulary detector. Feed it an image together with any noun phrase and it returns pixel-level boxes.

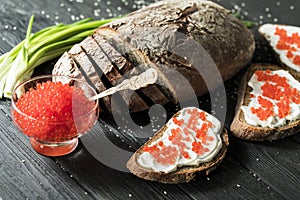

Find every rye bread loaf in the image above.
[105,0,255,98]
[127,108,229,184]
[230,63,300,141]
[53,0,255,112]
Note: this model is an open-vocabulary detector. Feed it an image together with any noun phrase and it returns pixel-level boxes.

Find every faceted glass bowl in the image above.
[11,75,99,156]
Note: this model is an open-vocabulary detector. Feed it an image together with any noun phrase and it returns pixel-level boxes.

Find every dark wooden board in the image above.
[1,0,300,199]
[0,100,91,199]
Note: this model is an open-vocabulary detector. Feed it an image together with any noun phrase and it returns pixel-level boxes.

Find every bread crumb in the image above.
[236,184,241,188]
[128,193,133,198]
[163,191,168,195]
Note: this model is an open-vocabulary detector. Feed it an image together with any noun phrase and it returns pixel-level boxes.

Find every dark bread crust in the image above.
[126,112,229,184]
[106,0,255,98]
[230,63,300,141]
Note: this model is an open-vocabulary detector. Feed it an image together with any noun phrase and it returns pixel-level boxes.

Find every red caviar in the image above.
[294,55,300,66]
[13,81,97,142]
[143,108,215,165]
[250,96,274,120]
[274,26,300,67]
[173,117,184,126]
[250,70,300,120]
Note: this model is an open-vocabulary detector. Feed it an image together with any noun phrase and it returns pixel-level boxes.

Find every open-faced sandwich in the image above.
[230,63,300,141]
[259,24,300,74]
[127,107,229,184]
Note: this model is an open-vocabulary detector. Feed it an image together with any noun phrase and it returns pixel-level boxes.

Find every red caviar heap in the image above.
[250,70,300,120]
[13,81,97,142]
[275,26,300,66]
[143,108,215,165]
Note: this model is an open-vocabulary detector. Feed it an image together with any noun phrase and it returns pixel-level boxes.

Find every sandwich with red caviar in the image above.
[126,107,229,184]
[259,24,300,74]
[230,63,300,141]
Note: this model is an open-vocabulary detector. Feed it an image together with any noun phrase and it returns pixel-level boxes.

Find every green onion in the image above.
[0,15,118,99]
[232,13,256,28]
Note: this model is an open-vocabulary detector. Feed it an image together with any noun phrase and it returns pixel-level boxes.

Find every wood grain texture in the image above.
[0,100,92,199]
[229,136,300,199]
[0,0,300,199]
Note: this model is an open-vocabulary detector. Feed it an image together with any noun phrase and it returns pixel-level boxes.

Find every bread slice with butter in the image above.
[230,64,300,141]
[126,107,229,184]
[259,24,300,75]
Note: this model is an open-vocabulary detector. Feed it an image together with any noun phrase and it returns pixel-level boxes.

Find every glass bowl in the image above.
[11,75,99,156]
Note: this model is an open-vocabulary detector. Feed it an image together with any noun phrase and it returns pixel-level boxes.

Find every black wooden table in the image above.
[1,0,299,199]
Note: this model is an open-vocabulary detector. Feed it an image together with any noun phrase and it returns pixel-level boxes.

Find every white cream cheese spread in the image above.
[241,69,300,128]
[137,107,223,173]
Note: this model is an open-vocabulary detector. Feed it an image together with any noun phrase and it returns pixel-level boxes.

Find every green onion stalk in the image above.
[0,15,118,99]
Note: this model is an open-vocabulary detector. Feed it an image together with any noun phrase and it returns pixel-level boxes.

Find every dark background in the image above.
[0,0,299,199]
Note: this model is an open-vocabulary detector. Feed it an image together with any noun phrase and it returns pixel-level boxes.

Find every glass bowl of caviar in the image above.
[11,75,99,156]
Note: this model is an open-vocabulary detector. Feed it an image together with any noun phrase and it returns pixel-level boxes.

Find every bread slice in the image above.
[79,35,150,112]
[92,32,170,106]
[127,107,229,184]
[52,51,114,112]
[259,24,300,75]
[95,26,177,104]
[230,63,300,141]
